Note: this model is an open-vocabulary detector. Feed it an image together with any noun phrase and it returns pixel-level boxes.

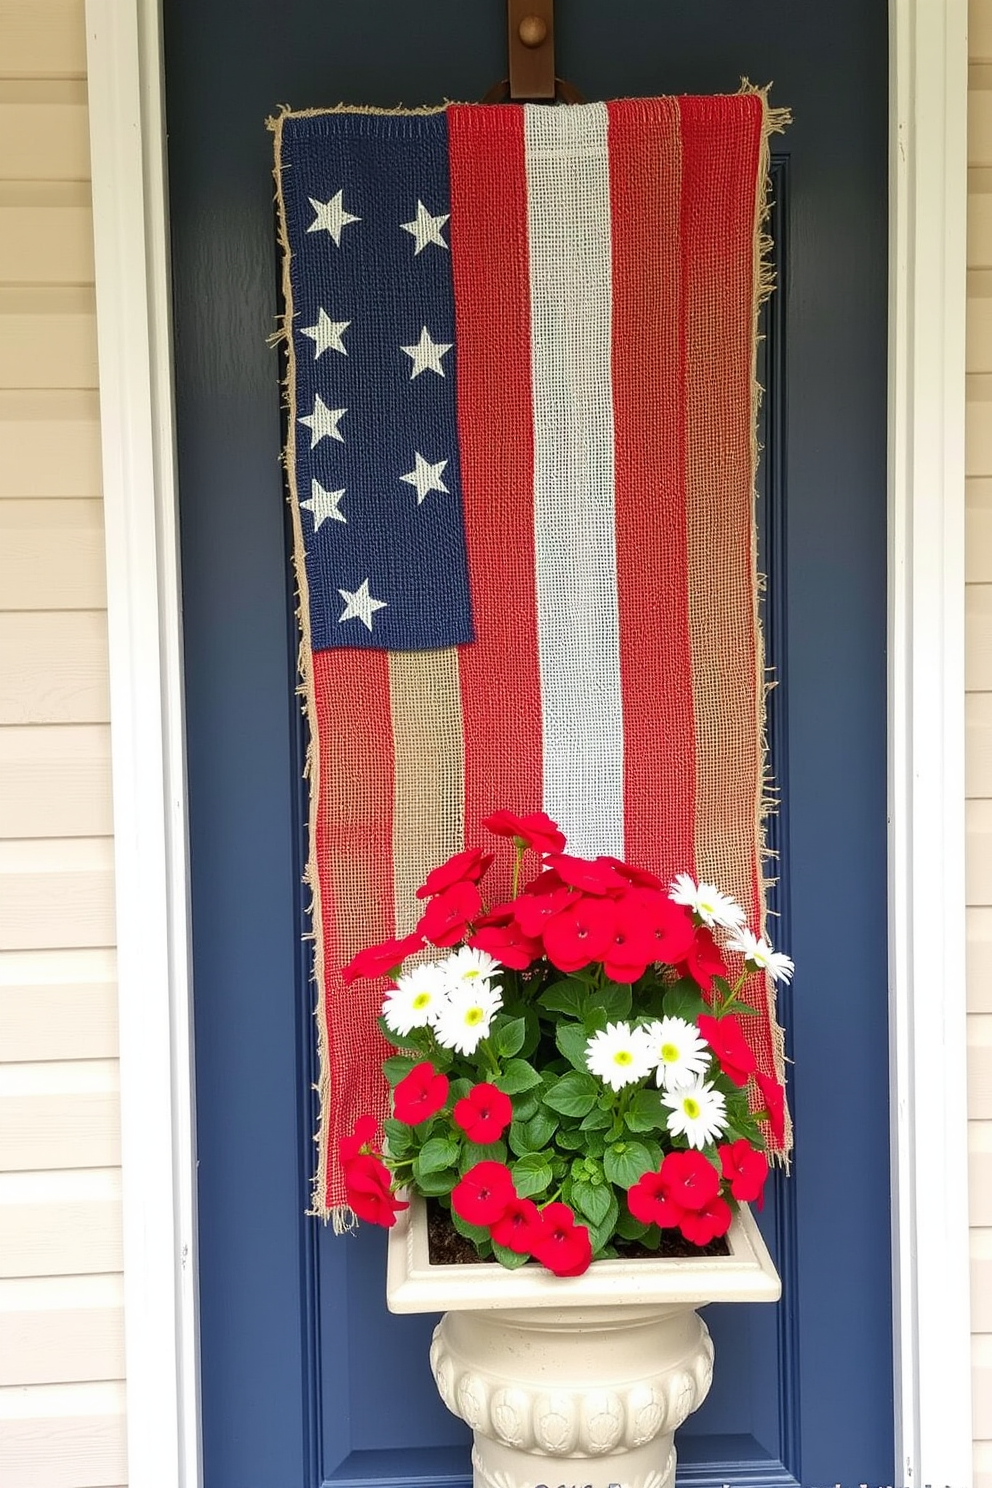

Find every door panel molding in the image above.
[83,3,972,1485]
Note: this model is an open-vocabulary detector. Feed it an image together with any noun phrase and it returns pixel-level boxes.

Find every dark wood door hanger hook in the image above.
[483,0,585,104]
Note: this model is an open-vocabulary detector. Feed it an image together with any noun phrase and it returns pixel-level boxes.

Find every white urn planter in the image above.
[387,1198,780,1488]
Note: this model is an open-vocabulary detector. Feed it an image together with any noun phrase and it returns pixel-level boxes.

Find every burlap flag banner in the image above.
[270,89,790,1221]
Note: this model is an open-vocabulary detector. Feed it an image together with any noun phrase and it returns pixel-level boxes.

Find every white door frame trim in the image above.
[84,2,973,1485]
[888,4,973,1484]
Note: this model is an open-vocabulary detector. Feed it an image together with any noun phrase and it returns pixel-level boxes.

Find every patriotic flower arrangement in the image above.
[340,811,792,1277]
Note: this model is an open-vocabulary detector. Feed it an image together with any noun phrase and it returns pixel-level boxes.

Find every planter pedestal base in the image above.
[387,1198,780,1488]
[430,1302,713,1488]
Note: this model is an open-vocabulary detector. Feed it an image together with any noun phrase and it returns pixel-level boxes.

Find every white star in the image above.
[307,191,360,245]
[338,578,386,632]
[400,200,450,254]
[300,479,346,530]
[400,452,449,504]
[300,309,350,358]
[401,326,453,379]
[299,396,346,449]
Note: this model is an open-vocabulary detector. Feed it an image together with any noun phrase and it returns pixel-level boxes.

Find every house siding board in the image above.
[0,0,127,1477]
[969,6,992,1476]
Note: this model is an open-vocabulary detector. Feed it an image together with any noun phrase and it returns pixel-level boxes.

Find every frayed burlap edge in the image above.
[741,80,794,1163]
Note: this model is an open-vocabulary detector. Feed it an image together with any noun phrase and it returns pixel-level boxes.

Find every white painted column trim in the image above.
[84,2,201,1486]
[888,3,973,1486]
[82,1,973,1483]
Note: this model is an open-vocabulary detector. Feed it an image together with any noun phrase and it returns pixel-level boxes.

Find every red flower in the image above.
[469,921,541,970]
[392,1062,449,1126]
[698,1014,756,1088]
[601,894,656,983]
[470,906,542,970]
[677,926,729,994]
[513,871,576,937]
[339,1114,380,1164]
[490,1195,544,1254]
[641,893,696,965]
[542,895,616,973]
[344,1154,408,1228]
[417,880,482,947]
[532,1202,593,1276]
[483,809,567,855]
[755,1071,786,1147]
[627,1169,684,1228]
[454,1083,513,1143]
[719,1140,769,1203]
[679,1196,732,1246]
[451,1161,516,1227]
[599,856,666,891]
[659,1150,721,1212]
[544,853,629,896]
[343,932,425,985]
[416,847,494,900]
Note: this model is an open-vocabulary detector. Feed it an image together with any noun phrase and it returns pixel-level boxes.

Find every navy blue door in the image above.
[164,4,891,1485]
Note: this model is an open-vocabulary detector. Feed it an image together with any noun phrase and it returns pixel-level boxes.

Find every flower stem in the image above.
[511,841,525,899]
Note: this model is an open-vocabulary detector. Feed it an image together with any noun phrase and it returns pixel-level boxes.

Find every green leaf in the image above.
[543,1070,599,1118]
[509,1089,542,1123]
[496,1059,542,1095]
[492,1240,530,1270]
[377,1014,430,1052]
[537,979,586,1017]
[492,1016,526,1059]
[508,1109,559,1156]
[458,1140,508,1175]
[382,1117,413,1157]
[572,1178,612,1227]
[382,1055,418,1087]
[615,1211,649,1241]
[579,1105,612,1132]
[415,1167,458,1196]
[662,982,709,1025]
[416,1137,460,1176]
[624,1088,668,1133]
[583,1191,619,1253]
[603,1140,655,1188]
[450,1209,490,1245]
[448,1078,473,1105]
[555,1021,592,1073]
[510,1153,553,1197]
[583,980,632,1023]
[555,1124,588,1152]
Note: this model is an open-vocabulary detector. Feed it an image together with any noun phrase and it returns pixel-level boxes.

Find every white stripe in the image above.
[524,103,625,859]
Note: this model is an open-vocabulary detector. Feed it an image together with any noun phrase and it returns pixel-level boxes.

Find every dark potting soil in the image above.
[425,1198,730,1265]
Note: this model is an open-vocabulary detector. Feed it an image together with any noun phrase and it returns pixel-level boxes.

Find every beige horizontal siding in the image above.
[969,8,992,1479]
[0,1,127,1480]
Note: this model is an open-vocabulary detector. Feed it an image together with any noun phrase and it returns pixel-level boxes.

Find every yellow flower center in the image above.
[613,1049,633,1066]
[463,968,480,980]
[699,898,715,916]
[683,1096,701,1119]
[465,1006,485,1026]
[661,1042,679,1063]
[412,992,432,1011]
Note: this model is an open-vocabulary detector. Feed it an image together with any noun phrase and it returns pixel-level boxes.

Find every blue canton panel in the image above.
[280,111,474,650]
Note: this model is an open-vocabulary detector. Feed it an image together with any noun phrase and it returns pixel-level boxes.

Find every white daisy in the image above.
[725,927,795,984]
[585,1021,656,1092]
[662,1079,728,1149]
[382,962,448,1037]
[643,1015,711,1091]
[434,980,503,1055]
[668,872,747,931]
[442,945,503,993]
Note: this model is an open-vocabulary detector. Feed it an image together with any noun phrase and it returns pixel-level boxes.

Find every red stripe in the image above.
[312,646,395,1211]
[448,105,544,898]
[677,94,774,1089]
[606,97,697,884]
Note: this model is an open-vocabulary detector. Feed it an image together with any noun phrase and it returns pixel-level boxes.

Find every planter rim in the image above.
[386,1196,781,1314]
